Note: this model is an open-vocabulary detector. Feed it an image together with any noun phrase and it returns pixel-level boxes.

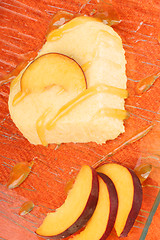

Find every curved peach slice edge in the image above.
[71,173,118,240]
[98,173,118,239]
[120,168,143,237]
[36,165,99,238]
[97,163,142,237]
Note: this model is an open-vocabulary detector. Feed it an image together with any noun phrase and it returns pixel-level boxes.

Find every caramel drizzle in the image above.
[46,84,128,129]
[10,74,22,89]
[36,108,52,147]
[7,161,34,189]
[90,5,121,26]
[46,11,75,36]
[134,164,152,184]
[95,108,130,120]
[0,56,33,86]
[19,201,34,216]
[36,84,128,146]
[136,72,160,95]
[12,91,27,106]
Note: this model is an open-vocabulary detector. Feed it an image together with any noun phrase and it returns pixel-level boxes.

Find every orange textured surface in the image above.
[0,0,160,240]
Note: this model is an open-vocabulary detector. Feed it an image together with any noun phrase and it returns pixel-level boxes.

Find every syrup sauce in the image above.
[19,201,34,216]
[136,72,160,95]
[46,84,128,130]
[46,11,75,35]
[7,161,34,189]
[95,108,129,120]
[10,74,22,89]
[90,5,121,26]
[36,108,52,146]
[36,84,128,146]
[12,91,27,106]
[0,52,35,86]
[0,61,28,86]
[134,164,152,184]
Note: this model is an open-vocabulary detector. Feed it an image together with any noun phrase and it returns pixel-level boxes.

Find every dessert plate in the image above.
[0,0,159,240]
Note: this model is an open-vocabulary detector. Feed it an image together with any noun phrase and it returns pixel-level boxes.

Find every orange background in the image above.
[0,0,160,240]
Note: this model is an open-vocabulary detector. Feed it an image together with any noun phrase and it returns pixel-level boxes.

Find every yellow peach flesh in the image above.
[36,165,96,237]
[97,163,134,237]
[72,176,110,240]
[21,53,86,94]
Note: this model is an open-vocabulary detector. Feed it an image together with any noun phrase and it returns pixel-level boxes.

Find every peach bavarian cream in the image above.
[9,16,128,146]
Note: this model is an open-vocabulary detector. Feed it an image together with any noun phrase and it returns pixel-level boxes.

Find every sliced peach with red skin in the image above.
[13,53,87,106]
[72,173,118,240]
[21,53,87,94]
[98,173,118,239]
[36,165,99,238]
[97,163,142,237]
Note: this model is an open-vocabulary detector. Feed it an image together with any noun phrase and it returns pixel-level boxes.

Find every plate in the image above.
[0,0,159,240]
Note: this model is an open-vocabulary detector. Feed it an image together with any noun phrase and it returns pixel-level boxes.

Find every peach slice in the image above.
[13,53,87,105]
[97,163,142,237]
[72,173,118,240]
[21,53,86,93]
[36,165,99,238]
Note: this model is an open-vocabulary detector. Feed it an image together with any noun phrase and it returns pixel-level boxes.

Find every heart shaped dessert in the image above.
[9,16,128,146]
